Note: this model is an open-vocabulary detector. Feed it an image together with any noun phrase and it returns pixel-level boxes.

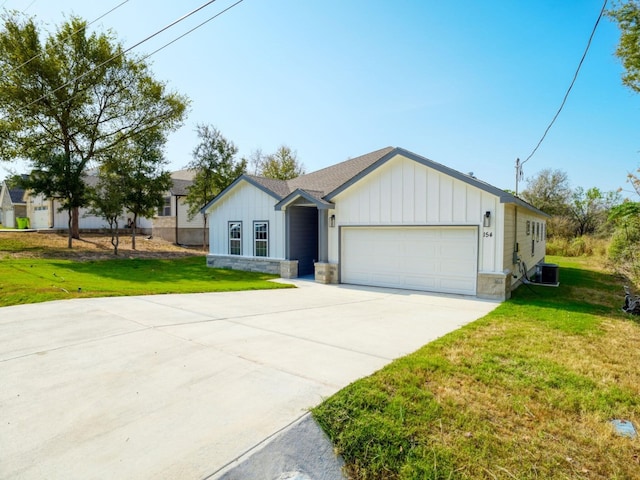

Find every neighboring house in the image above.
[20,174,152,232]
[15,169,204,240]
[203,146,549,300]
[0,178,27,228]
[152,170,206,246]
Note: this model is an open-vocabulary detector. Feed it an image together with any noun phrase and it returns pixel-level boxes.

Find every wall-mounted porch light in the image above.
[330,214,336,227]
[483,211,491,228]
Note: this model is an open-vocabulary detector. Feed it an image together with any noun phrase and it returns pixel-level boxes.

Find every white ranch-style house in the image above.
[203,147,549,301]
[3,170,205,245]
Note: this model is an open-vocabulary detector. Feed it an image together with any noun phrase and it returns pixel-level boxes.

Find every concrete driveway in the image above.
[0,280,497,480]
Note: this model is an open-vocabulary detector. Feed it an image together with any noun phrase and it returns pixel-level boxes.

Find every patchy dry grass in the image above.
[314,257,640,479]
[0,230,202,260]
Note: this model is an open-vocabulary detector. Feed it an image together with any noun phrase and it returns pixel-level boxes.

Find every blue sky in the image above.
[2,0,639,196]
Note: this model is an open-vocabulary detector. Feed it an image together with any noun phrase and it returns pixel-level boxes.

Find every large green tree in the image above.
[569,187,621,236]
[250,145,305,180]
[184,125,246,249]
[609,1,640,92]
[26,151,86,245]
[520,168,571,216]
[0,14,188,246]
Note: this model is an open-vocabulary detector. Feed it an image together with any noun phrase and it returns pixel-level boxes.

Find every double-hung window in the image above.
[254,221,268,257]
[229,222,242,255]
[158,196,171,216]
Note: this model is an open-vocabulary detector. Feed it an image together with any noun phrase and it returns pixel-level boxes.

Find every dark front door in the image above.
[288,207,318,276]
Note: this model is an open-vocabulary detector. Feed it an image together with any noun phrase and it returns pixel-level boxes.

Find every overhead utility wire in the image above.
[22,0,220,111]
[7,0,130,76]
[20,0,244,119]
[22,0,36,12]
[521,0,608,167]
[140,0,243,61]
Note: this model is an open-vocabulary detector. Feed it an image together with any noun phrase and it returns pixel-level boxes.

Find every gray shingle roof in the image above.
[170,178,192,196]
[245,175,290,198]
[203,146,548,217]
[241,147,396,201]
[288,146,394,197]
[8,186,25,204]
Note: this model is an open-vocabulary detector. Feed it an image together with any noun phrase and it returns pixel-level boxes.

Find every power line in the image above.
[22,0,222,111]
[142,0,244,61]
[7,0,131,76]
[23,0,37,12]
[45,0,245,116]
[521,0,608,168]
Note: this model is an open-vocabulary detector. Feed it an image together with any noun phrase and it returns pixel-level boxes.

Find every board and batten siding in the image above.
[329,153,504,273]
[208,181,285,259]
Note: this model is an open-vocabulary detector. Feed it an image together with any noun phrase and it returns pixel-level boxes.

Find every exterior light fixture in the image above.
[483,211,491,228]
[329,214,336,227]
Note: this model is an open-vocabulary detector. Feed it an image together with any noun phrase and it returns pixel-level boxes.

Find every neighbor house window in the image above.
[158,196,171,216]
[229,222,242,255]
[254,221,268,257]
[526,220,531,235]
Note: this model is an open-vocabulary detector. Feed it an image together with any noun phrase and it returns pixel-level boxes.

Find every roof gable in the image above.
[274,189,334,211]
[201,174,287,213]
[324,147,548,217]
[9,186,26,204]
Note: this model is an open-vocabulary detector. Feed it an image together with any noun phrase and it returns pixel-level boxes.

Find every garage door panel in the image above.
[341,227,477,295]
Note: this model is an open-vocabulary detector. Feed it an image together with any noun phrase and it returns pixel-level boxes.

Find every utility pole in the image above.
[515,157,522,196]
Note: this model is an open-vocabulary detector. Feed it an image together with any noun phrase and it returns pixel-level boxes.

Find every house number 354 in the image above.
[483,232,493,238]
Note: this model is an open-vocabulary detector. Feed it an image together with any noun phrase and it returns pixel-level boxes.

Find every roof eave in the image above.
[499,195,550,217]
[275,189,334,211]
[324,148,550,218]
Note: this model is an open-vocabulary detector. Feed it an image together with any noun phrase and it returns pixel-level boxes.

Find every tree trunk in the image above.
[202,213,207,251]
[71,206,80,239]
[110,219,119,255]
[131,214,137,250]
[67,209,73,248]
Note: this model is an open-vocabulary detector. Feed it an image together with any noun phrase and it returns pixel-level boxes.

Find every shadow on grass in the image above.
[506,264,637,327]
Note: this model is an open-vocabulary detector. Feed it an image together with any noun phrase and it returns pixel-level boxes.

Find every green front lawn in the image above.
[0,256,292,307]
[313,256,640,479]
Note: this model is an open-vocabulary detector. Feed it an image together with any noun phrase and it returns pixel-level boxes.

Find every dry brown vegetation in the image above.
[0,231,204,261]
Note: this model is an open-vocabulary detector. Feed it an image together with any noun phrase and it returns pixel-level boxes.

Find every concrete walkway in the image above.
[0,280,498,479]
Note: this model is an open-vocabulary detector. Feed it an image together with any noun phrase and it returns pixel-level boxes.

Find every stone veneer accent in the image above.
[477,271,512,301]
[207,255,281,275]
[314,262,338,284]
[279,260,298,279]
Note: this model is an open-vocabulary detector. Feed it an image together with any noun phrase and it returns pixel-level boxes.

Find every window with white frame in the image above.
[229,222,242,255]
[158,196,171,216]
[254,221,268,257]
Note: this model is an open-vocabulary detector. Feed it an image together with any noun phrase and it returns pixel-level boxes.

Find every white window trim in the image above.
[253,221,269,257]
[229,221,242,255]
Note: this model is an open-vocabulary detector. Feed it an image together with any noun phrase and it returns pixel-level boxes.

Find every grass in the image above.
[0,233,292,307]
[313,256,640,479]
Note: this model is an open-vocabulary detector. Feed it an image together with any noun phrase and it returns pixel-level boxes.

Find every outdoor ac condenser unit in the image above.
[537,263,559,285]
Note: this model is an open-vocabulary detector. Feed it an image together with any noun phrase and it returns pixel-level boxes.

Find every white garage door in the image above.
[32,207,50,229]
[341,226,478,295]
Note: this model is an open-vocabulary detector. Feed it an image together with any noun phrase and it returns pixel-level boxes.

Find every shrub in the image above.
[546,235,608,257]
